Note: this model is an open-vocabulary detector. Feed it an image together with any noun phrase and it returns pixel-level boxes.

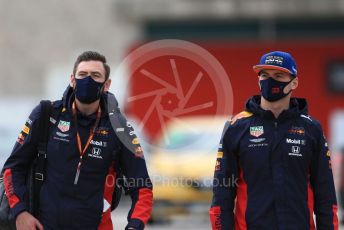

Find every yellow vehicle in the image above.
[148,116,227,221]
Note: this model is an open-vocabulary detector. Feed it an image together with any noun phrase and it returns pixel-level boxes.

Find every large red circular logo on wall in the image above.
[111,39,233,152]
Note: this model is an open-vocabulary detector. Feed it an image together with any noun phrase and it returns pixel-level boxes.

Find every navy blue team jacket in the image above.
[210,96,338,230]
[3,86,153,230]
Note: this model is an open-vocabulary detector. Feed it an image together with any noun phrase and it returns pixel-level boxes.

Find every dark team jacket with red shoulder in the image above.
[210,96,338,230]
[3,86,153,230]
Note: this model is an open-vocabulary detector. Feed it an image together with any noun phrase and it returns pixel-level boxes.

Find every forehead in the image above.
[260,69,289,75]
[76,61,105,74]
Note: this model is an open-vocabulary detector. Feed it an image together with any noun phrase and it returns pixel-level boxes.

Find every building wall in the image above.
[0,0,141,97]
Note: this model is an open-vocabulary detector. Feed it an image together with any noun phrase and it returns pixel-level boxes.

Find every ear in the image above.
[103,78,112,92]
[290,77,298,90]
[70,74,76,88]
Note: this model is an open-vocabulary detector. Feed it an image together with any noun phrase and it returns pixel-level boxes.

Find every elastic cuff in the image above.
[11,202,27,219]
[125,218,144,230]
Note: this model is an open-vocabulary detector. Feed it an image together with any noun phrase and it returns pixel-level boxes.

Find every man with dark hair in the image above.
[210,51,338,229]
[2,51,153,230]
[72,51,111,80]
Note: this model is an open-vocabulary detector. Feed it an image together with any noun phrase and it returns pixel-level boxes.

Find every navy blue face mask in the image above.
[259,77,293,102]
[74,76,105,104]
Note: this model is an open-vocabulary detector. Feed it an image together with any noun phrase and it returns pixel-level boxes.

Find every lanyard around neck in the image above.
[72,101,101,185]
[72,101,101,157]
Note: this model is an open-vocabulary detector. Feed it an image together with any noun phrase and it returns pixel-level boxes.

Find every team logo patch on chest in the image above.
[288,146,302,157]
[288,126,305,135]
[250,126,264,137]
[94,127,109,137]
[286,138,306,146]
[58,120,70,133]
[90,140,107,147]
[88,147,103,159]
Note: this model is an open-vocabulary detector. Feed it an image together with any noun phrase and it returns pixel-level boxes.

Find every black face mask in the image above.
[74,76,105,104]
[259,77,293,102]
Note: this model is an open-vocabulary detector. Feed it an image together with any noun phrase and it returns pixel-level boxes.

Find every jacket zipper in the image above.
[274,121,278,140]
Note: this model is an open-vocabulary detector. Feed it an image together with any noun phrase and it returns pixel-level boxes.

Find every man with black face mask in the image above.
[2,51,153,230]
[210,51,338,229]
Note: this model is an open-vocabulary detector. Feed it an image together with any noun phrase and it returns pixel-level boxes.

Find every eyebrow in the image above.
[77,71,102,76]
[91,71,102,76]
[260,70,286,76]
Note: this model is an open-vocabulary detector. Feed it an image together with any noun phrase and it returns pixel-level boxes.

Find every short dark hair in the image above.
[73,51,110,80]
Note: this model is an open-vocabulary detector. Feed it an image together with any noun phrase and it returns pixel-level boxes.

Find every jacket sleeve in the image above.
[116,117,153,230]
[2,104,41,219]
[309,122,338,230]
[209,121,238,230]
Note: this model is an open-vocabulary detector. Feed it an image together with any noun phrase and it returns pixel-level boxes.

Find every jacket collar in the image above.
[245,95,308,121]
[61,86,119,118]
